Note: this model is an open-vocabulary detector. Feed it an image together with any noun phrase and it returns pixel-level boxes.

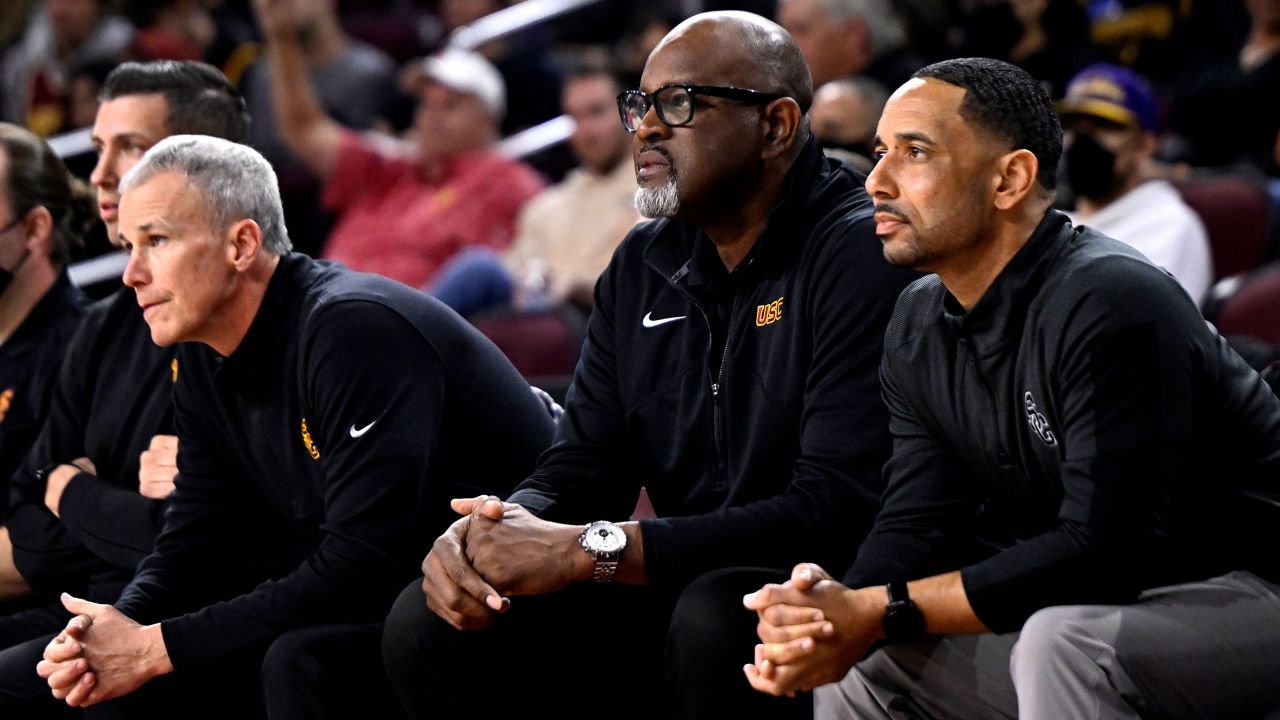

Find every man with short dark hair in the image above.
[382,11,917,720]
[0,60,248,717]
[744,57,1280,720]
[36,135,554,720]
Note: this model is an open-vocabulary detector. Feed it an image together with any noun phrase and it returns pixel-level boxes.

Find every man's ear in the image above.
[226,218,263,271]
[761,98,803,160]
[992,148,1040,211]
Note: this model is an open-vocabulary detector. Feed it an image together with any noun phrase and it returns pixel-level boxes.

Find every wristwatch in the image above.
[881,581,925,642]
[579,521,626,583]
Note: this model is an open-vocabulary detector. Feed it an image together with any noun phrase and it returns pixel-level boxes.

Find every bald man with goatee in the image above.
[382,11,917,719]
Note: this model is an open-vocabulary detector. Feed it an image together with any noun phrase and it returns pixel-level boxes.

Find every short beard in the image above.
[634,176,680,218]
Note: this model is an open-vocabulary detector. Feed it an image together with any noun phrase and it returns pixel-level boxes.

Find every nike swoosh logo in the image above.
[642,312,686,328]
[349,420,377,438]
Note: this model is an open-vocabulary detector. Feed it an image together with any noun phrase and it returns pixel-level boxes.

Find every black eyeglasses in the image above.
[617,84,784,132]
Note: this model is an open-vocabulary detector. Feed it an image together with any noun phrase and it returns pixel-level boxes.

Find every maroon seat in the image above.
[1210,262,1280,344]
[1173,174,1274,281]
[470,304,587,402]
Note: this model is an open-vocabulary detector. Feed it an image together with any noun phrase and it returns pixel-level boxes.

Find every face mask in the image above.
[0,218,26,297]
[1064,133,1119,201]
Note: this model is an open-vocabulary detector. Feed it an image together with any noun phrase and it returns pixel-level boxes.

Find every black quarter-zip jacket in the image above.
[848,211,1280,632]
[113,254,555,672]
[509,139,920,591]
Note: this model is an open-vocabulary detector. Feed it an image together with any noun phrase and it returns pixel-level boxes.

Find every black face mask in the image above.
[1064,133,1119,201]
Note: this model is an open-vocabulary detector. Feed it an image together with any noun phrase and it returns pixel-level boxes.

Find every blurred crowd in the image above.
[1,0,1277,331]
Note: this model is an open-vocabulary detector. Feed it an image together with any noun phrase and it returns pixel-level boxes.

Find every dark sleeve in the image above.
[7,312,102,590]
[960,266,1202,632]
[56,476,165,571]
[147,303,456,672]
[842,359,985,589]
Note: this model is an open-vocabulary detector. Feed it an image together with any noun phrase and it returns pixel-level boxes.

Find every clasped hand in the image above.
[36,593,171,707]
[420,496,583,631]
[741,563,881,697]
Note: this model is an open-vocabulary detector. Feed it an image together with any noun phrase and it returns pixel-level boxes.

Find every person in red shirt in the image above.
[251,0,544,288]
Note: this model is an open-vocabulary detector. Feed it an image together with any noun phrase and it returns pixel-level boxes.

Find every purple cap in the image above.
[1058,63,1159,131]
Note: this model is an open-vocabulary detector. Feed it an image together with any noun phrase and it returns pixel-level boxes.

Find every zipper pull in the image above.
[711,382,719,398]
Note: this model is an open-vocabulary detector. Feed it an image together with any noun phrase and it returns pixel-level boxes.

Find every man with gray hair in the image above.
[382,10,917,719]
[778,0,924,89]
[36,135,555,719]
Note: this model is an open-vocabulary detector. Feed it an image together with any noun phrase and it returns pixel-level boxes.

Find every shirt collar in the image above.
[944,211,1073,350]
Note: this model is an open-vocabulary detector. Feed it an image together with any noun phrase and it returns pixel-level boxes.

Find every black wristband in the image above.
[881,581,925,642]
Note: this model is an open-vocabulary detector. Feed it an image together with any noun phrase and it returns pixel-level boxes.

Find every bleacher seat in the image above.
[1208,262,1280,344]
[1173,174,1275,281]
[470,303,587,403]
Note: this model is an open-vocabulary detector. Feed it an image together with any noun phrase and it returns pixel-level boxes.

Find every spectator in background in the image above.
[777,0,923,90]
[1169,0,1280,172]
[0,60,247,717]
[0,123,90,607]
[955,0,1097,98]
[122,0,259,87]
[430,0,563,135]
[0,0,133,137]
[1061,64,1212,304]
[241,0,397,258]
[254,0,544,288]
[431,64,639,316]
[810,76,888,172]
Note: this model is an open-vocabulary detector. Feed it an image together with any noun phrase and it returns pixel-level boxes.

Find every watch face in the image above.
[585,523,625,552]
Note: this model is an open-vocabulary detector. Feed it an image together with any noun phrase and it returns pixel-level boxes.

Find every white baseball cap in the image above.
[418,48,506,121]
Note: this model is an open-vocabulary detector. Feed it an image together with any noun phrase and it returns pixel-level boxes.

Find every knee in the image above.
[669,568,777,670]
[381,580,436,678]
[1011,605,1110,682]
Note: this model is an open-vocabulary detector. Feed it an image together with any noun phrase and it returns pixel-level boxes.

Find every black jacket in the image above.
[114,254,555,671]
[0,271,84,517]
[509,140,920,591]
[8,287,173,601]
[848,211,1280,632]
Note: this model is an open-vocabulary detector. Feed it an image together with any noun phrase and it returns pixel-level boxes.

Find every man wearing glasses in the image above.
[383,10,917,719]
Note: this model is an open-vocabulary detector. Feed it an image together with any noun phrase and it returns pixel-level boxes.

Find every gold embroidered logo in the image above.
[300,418,320,460]
[170,358,179,383]
[755,296,784,327]
[0,388,12,425]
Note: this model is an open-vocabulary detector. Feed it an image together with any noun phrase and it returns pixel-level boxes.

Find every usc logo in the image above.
[755,297,784,327]
[300,418,321,460]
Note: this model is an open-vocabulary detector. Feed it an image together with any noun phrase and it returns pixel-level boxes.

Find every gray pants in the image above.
[817,572,1280,720]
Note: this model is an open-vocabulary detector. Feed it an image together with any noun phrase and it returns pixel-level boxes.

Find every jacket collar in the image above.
[943,210,1073,354]
[216,253,304,381]
[642,135,832,285]
[11,270,82,345]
